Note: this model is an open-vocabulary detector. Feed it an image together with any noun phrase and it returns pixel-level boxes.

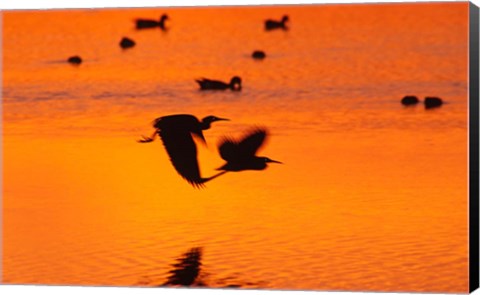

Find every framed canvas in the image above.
[1,0,479,294]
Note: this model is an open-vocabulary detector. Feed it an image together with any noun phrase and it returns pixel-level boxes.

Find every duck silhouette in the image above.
[265,15,289,30]
[424,97,443,109]
[67,56,82,65]
[135,14,169,30]
[401,95,420,106]
[217,128,282,173]
[138,114,229,187]
[252,50,266,59]
[195,76,242,91]
[120,37,136,49]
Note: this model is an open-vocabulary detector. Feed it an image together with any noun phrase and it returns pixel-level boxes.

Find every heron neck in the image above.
[200,121,211,130]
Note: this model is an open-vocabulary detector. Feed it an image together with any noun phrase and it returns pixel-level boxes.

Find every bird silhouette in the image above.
[252,50,266,59]
[120,37,136,49]
[67,55,82,65]
[217,128,282,173]
[401,95,419,106]
[135,14,169,30]
[138,114,229,187]
[265,15,289,30]
[195,76,242,91]
[424,96,443,109]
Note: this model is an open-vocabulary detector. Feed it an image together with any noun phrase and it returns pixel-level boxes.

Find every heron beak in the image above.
[268,159,283,164]
[216,117,230,121]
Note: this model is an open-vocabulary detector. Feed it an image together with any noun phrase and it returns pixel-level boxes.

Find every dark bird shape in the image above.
[217,128,282,173]
[138,114,229,187]
[401,95,419,106]
[162,247,203,287]
[424,96,443,109]
[265,15,289,30]
[67,55,82,65]
[135,14,169,30]
[120,37,136,49]
[252,50,266,59]
[195,76,242,91]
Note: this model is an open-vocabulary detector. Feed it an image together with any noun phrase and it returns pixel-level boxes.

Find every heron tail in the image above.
[137,131,157,143]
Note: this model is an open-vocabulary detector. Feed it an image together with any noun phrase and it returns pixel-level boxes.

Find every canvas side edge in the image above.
[469,1,480,293]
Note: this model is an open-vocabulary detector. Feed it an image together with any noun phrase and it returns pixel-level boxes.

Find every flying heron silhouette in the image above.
[265,15,289,30]
[217,128,282,173]
[138,114,229,188]
[135,14,169,30]
[195,76,242,91]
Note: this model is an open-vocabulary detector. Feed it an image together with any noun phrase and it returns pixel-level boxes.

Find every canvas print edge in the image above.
[469,2,480,293]
[0,0,478,292]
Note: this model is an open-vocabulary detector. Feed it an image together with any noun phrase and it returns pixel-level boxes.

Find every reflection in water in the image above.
[163,247,204,287]
[158,247,263,289]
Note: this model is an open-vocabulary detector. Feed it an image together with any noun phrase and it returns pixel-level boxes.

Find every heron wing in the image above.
[191,129,206,145]
[218,138,238,161]
[159,129,204,187]
[237,128,268,157]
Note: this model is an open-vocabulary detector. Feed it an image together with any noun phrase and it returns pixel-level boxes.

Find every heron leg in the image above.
[202,171,228,183]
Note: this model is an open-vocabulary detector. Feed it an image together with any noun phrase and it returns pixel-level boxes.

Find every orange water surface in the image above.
[2,2,470,292]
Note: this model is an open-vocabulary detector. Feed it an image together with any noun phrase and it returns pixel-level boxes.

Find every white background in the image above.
[0,0,480,9]
[0,0,479,295]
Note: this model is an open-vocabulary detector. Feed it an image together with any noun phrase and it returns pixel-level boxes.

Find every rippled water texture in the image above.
[2,3,470,292]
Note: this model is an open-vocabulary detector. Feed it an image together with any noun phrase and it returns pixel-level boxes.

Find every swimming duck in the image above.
[135,14,169,30]
[120,37,136,49]
[401,95,419,106]
[265,15,289,30]
[252,50,266,59]
[195,76,242,91]
[67,56,82,65]
[424,97,443,109]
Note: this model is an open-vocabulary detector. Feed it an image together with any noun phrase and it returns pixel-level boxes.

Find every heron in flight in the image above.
[139,114,229,188]
[217,128,282,173]
[265,15,289,31]
[135,14,169,30]
[195,76,242,91]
